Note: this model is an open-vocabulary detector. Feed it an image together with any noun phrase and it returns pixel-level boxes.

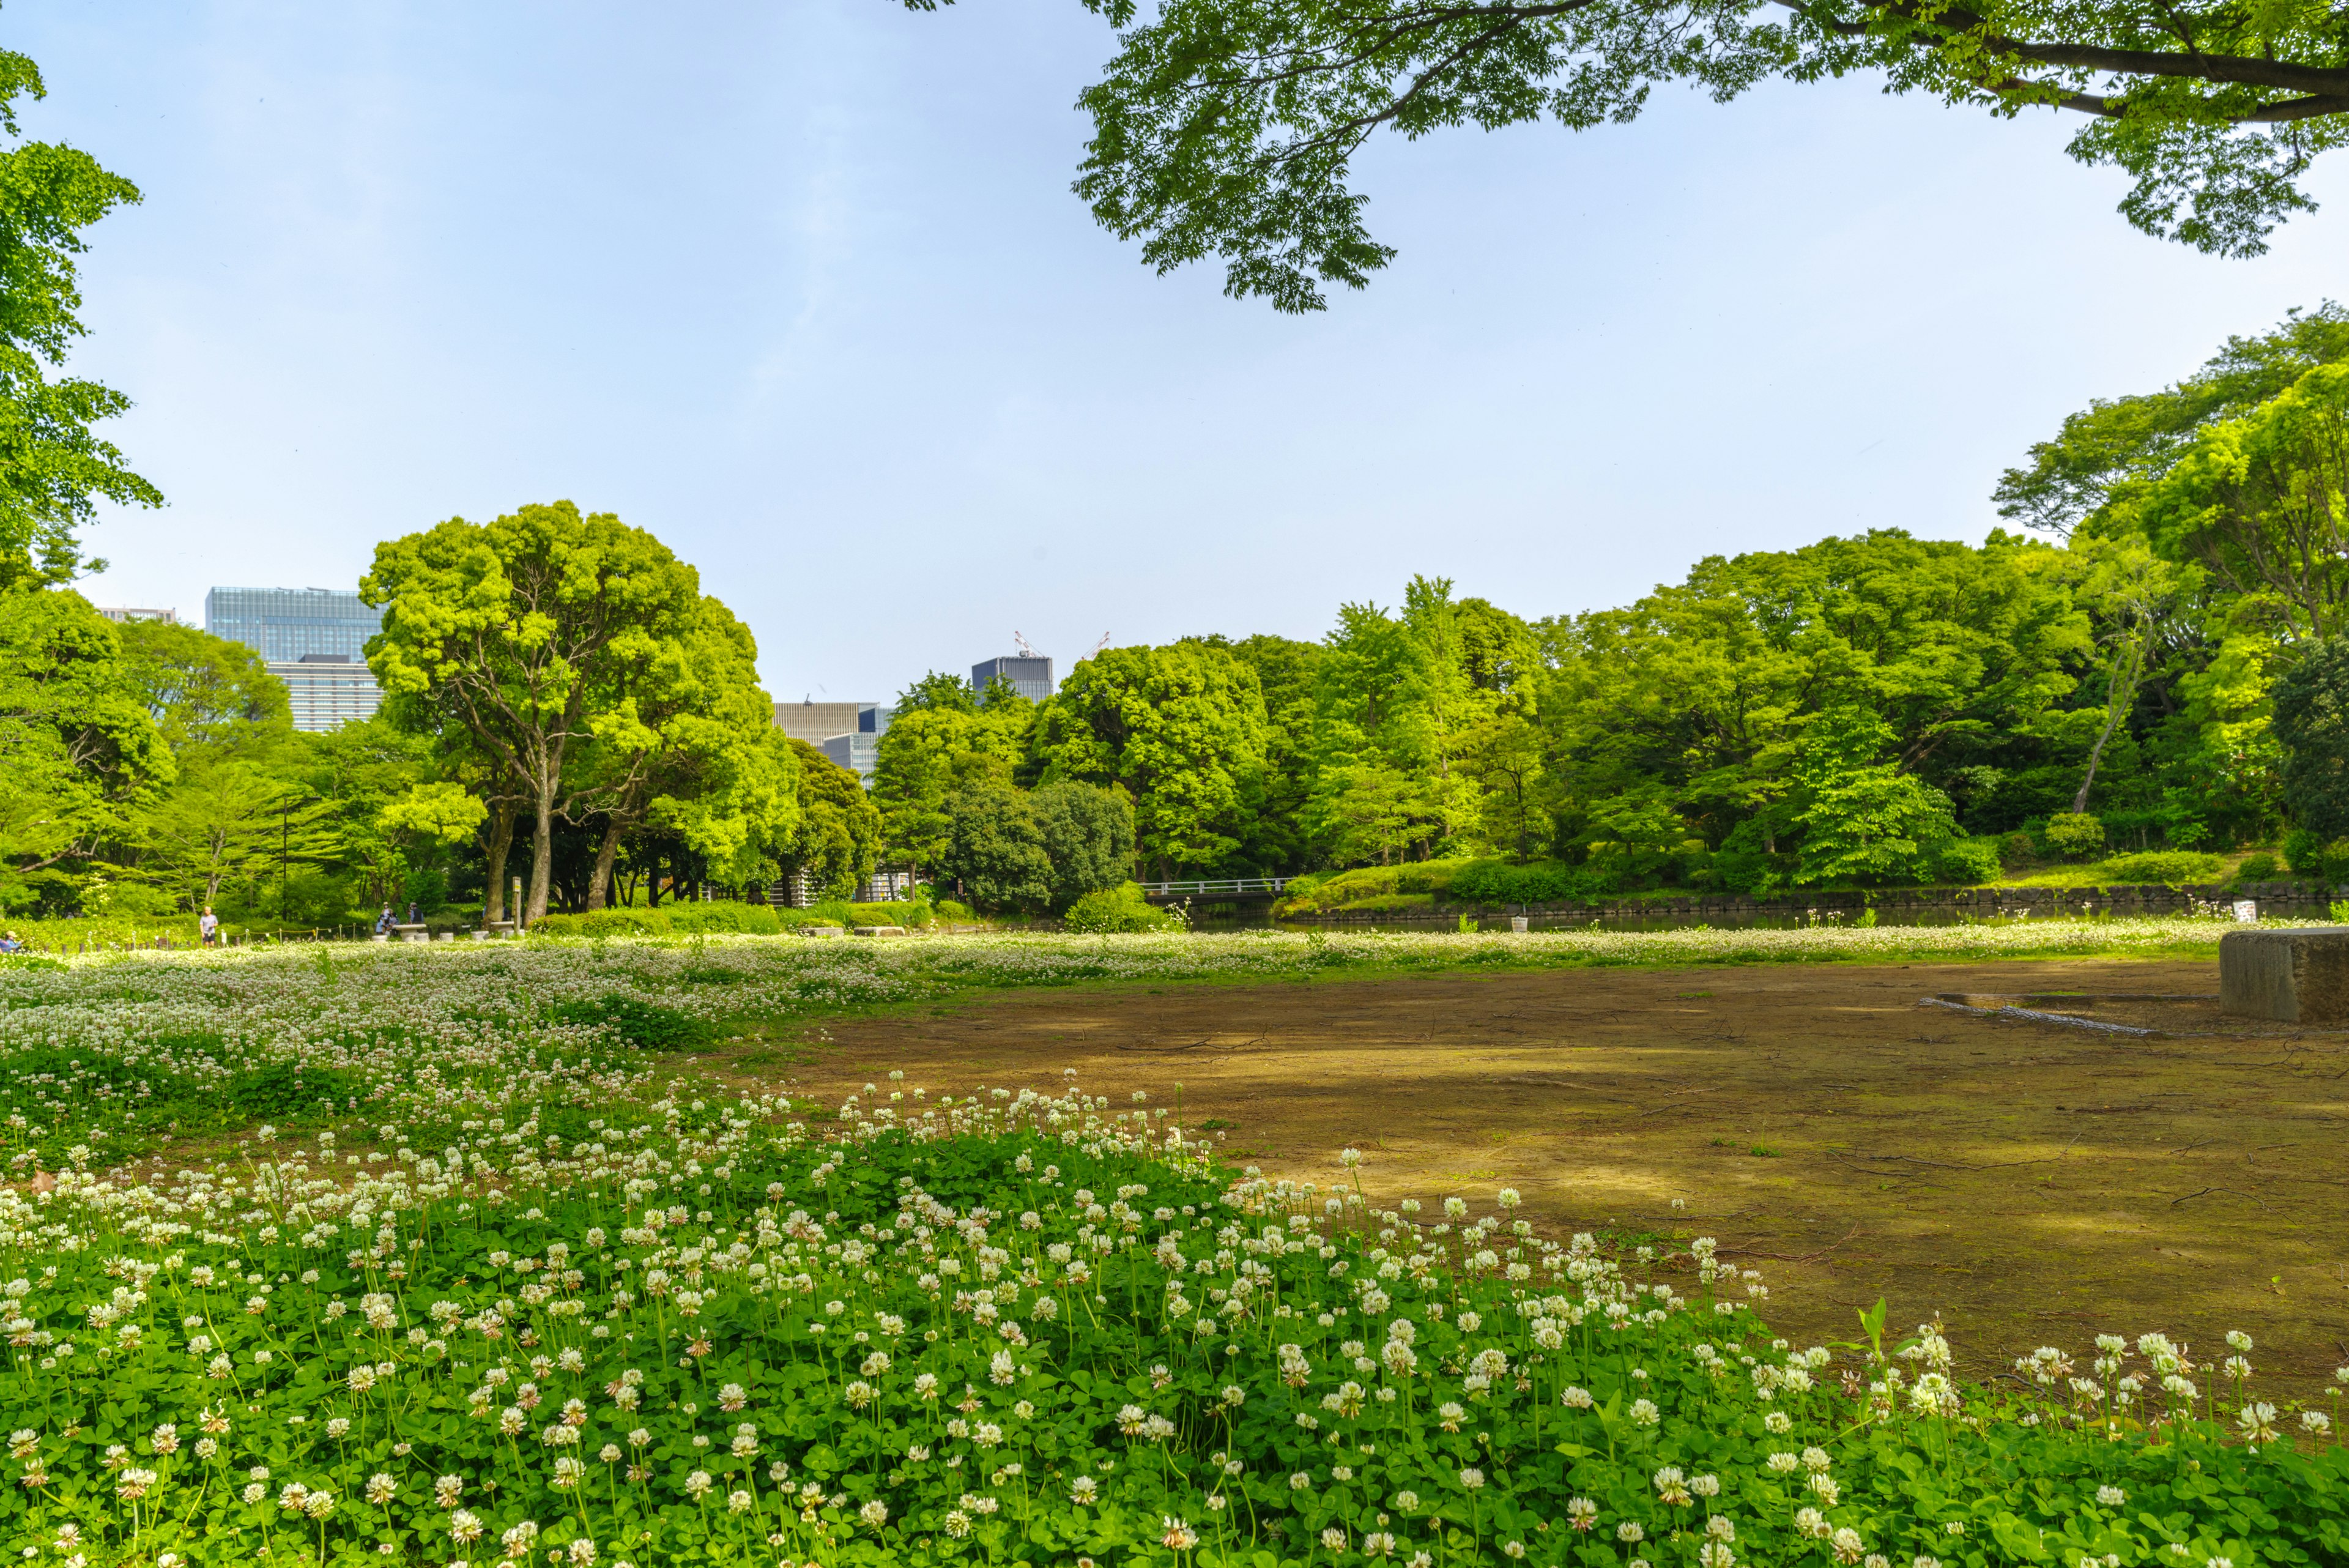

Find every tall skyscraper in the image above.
[206,586,385,732]
[206,586,382,662]
[972,654,1054,702]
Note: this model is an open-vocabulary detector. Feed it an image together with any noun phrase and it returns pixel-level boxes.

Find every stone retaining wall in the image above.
[1288,881,2342,926]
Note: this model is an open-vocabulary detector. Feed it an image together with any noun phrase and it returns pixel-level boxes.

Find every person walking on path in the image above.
[199,906,219,946]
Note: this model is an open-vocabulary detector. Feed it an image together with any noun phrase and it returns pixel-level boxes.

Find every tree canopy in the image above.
[905,0,2349,311]
[0,45,160,587]
[362,500,706,923]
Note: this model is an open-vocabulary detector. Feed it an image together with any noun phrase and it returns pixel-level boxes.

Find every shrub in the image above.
[2233,851,2281,884]
[662,901,782,935]
[528,908,672,938]
[846,900,929,929]
[1929,835,2002,885]
[2095,850,2228,885]
[1449,860,1581,905]
[1063,882,1179,932]
[1998,830,2038,869]
[2285,825,2326,875]
[0,913,252,950]
[529,902,782,937]
[2043,811,2107,858]
[2323,839,2349,887]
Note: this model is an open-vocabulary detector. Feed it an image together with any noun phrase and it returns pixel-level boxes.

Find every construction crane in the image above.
[1012,630,1039,659]
[1089,632,1111,656]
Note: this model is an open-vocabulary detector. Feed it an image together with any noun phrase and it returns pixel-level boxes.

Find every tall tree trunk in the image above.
[587,817,625,911]
[2074,638,2145,815]
[482,802,515,927]
[527,765,557,924]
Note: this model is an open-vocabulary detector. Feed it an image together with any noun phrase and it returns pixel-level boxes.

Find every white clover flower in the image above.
[2095,1485,2125,1507]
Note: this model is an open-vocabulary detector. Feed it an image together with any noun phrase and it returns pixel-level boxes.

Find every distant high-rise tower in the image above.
[206,585,382,662]
[972,654,1054,702]
[205,586,385,732]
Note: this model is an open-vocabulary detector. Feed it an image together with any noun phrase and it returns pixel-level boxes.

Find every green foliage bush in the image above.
[1449,860,1582,904]
[1930,836,2003,885]
[846,901,928,928]
[2233,851,2281,883]
[2043,811,2108,859]
[661,900,782,935]
[2322,839,2349,886]
[0,913,250,950]
[2284,826,2326,875]
[530,902,782,938]
[527,908,672,938]
[2095,850,2228,885]
[1063,881,1181,932]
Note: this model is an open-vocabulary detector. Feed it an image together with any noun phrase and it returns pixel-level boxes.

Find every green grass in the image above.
[1993,849,2234,888]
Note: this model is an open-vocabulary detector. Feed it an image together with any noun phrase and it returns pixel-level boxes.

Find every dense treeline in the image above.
[3,62,2345,932]
[0,505,887,926]
[892,306,2349,906]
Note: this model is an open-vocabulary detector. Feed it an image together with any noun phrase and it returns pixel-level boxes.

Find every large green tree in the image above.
[0,46,161,587]
[1031,642,1268,874]
[1211,633,1322,871]
[1304,579,1537,864]
[940,781,1056,913]
[0,587,169,910]
[1995,304,2349,535]
[2131,362,2349,644]
[361,501,703,922]
[915,0,2349,311]
[871,696,1033,883]
[570,596,799,908]
[2270,634,2349,840]
[782,738,882,902]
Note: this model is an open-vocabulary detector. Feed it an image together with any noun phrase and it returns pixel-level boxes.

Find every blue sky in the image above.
[35,0,2349,704]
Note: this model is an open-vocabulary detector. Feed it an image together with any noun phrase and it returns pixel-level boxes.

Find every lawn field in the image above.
[762,957,2349,1398]
[5,926,2346,1564]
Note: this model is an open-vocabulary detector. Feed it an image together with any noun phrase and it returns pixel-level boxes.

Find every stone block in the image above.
[2219,927,2349,1022]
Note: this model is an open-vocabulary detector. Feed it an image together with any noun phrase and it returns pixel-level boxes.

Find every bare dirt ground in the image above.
[732,958,2349,1394]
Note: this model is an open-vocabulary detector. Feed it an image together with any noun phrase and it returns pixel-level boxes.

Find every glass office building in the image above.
[207,587,385,732]
[206,585,382,663]
[971,655,1055,702]
[267,655,384,732]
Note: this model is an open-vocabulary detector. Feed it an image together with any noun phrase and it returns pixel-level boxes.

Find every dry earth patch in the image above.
[732,958,2349,1394]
